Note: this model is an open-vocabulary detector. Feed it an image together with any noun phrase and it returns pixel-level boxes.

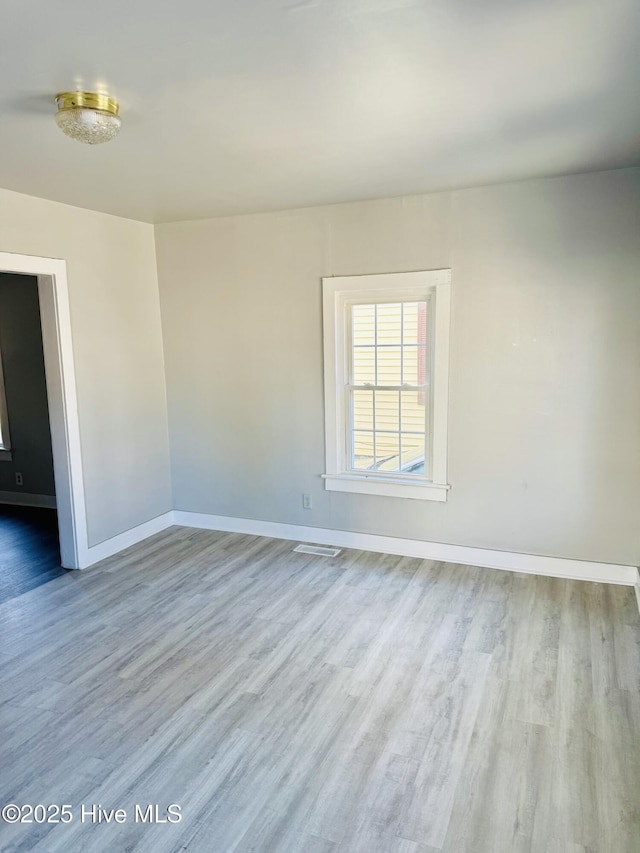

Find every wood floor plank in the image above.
[0,526,638,852]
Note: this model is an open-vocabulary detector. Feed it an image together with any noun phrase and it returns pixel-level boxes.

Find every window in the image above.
[0,343,11,458]
[322,269,451,501]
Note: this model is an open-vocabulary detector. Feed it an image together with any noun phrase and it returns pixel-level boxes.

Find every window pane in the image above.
[374,390,399,432]
[352,304,375,346]
[375,433,400,472]
[377,346,401,385]
[376,303,402,345]
[352,390,373,433]
[402,301,428,345]
[402,345,420,386]
[400,390,426,433]
[403,302,428,391]
[402,302,418,344]
[345,294,432,481]
[401,433,425,473]
[352,431,375,470]
[353,346,375,384]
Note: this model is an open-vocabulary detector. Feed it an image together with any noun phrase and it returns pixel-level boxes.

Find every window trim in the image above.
[0,337,12,460]
[322,269,451,501]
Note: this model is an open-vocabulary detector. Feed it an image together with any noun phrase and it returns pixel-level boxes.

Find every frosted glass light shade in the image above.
[54,93,121,145]
[55,107,121,144]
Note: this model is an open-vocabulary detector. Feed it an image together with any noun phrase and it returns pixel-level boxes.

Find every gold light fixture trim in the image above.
[55,92,120,116]
[54,91,122,144]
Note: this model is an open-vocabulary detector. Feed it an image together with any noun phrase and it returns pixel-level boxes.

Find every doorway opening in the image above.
[0,252,86,572]
[0,271,67,602]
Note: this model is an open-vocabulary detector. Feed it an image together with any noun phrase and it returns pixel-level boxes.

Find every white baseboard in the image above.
[0,491,57,509]
[173,511,640,587]
[78,511,174,569]
[72,508,640,596]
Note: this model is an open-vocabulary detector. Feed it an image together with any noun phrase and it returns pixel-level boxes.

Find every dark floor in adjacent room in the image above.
[0,503,65,604]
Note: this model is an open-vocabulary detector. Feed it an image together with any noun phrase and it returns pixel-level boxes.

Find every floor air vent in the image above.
[293,544,342,558]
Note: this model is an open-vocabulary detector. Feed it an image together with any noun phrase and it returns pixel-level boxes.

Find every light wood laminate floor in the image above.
[0,526,638,852]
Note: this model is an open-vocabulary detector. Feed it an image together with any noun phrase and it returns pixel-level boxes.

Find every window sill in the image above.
[322,474,450,502]
[0,448,13,462]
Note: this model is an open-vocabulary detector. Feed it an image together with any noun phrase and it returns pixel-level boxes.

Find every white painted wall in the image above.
[155,168,640,566]
[0,188,172,546]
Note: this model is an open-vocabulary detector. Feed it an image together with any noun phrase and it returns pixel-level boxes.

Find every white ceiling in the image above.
[1,0,638,223]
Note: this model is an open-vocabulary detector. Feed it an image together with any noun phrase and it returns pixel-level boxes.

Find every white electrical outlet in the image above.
[15,472,23,487]
[302,494,312,509]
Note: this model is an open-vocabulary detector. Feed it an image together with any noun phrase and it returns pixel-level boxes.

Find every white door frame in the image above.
[0,252,86,568]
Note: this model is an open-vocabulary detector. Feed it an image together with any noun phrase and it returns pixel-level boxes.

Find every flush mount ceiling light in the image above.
[54,92,121,144]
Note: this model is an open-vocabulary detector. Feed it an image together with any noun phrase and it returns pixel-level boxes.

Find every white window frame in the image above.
[322,269,451,501]
[0,339,12,460]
